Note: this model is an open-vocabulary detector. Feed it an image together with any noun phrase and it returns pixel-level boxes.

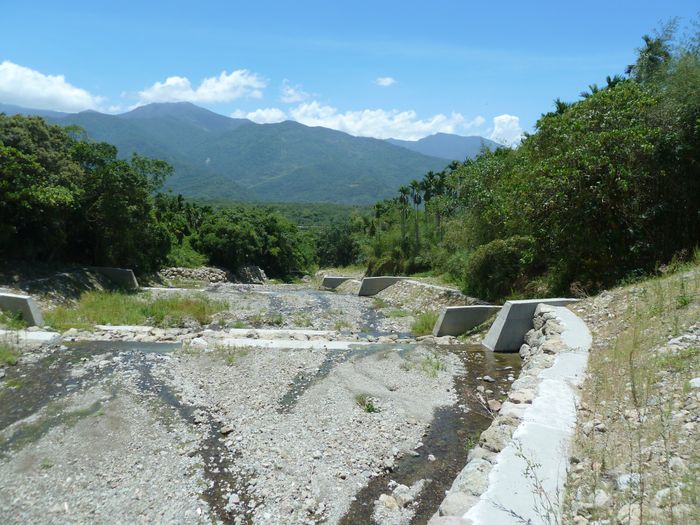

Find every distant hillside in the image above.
[387,132,500,161]
[1,102,448,204]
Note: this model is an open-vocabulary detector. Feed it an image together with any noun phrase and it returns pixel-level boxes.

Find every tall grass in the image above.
[45,291,227,330]
[411,311,439,336]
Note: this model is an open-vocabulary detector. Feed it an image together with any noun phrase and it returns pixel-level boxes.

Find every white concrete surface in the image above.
[95,325,154,333]
[320,276,354,289]
[0,292,44,326]
[465,306,591,525]
[482,298,578,352]
[358,276,406,296]
[432,306,501,337]
[217,337,371,350]
[0,329,60,345]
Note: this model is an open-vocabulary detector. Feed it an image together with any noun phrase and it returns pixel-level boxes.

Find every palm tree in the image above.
[553,98,570,115]
[409,179,422,253]
[626,34,672,83]
[398,185,410,245]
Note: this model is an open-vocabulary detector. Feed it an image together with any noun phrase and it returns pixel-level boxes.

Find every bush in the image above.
[411,311,439,336]
[463,236,537,302]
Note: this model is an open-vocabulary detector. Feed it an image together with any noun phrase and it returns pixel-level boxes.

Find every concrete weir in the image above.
[320,276,354,290]
[432,305,501,337]
[482,298,578,352]
[89,267,139,290]
[431,304,592,525]
[358,276,406,296]
[0,293,44,326]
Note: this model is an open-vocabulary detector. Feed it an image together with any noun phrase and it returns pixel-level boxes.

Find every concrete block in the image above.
[89,267,139,290]
[432,306,501,337]
[321,276,353,289]
[0,293,44,326]
[482,298,578,352]
[358,276,406,296]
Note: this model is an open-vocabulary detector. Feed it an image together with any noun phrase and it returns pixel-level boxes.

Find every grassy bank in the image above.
[45,291,228,331]
[562,257,700,524]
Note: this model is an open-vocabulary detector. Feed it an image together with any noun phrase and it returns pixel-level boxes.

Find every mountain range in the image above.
[0,102,500,204]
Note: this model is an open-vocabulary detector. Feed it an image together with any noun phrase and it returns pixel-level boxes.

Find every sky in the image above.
[1,1,698,143]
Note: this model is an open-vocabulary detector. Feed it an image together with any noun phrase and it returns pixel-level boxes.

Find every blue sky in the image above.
[1,1,697,142]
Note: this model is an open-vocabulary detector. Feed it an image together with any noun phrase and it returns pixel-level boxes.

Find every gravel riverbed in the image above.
[0,282,519,524]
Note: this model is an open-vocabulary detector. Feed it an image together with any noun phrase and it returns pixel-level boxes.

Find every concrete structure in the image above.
[463,306,591,524]
[432,305,501,337]
[320,276,354,289]
[89,267,139,290]
[0,329,60,345]
[358,276,406,296]
[0,293,44,326]
[482,298,578,352]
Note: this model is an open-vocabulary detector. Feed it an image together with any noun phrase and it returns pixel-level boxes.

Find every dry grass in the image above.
[562,260,700,524]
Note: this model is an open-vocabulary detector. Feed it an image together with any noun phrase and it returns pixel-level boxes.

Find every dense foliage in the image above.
[351,28,700,300]
[0,116,317,278]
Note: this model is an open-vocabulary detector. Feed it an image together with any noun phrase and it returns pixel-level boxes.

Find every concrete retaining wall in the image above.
[358,276,406,296]
[89,267,139,290]
[430,303,591,525]
[432,306,501,337]
[320,276,354,290]
[0,293,44,326]
[482,298,578,352]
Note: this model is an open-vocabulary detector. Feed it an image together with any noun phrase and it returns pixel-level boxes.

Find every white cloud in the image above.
[374,76,396,87]
[232,107,287,124]
[489,114,523,145]
[0,60,104,112]
[138,69,266,104]
[280,79,309,103]
[288,101,475,140]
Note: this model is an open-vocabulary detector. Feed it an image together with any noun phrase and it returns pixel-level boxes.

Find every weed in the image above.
[231,320,247,329]
[0,343,19,366]
[0,310,27,330]
[266,312,284,326]
[5,377,23,388]
[419,352,446,377]
[334,319,351,331]
[387,309,410,318]
[355,393,381,413]
[214,345,251,366]
[372,297,388,309]
[411,311,439,336]
[293,314,312,327]
[45,291,227,330]
[39,459,54,470]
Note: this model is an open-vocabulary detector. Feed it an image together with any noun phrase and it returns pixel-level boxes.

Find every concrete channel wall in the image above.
[320,276,354,290]
[432,306,501,337]
[430,303,592,525]
[357,276,406,296]
[89,267,139,290]
[482,298,578,352]
[0,293,44,326]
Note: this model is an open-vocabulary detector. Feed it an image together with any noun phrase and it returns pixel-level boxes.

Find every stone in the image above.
[392,484,413,507]
[487,399,502,412]
[451,458,491,495]
[480,424,514,453]
[482,375,495,383]
[190,337,208,350]
[688,377,700,389]
[437,491,479,517]
[519,343,532,359]
[378,494,399,511]
[236,265,267,284]
[220,425,234,435]
[429,517,475,525]
[593,489,609,508]
[508,389,534,404]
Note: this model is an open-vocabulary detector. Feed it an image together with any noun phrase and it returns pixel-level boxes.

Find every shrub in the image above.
[411,311,439,336]
[463,235,537,302]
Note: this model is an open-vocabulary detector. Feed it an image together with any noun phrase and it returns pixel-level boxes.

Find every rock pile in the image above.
[160,267,230,283]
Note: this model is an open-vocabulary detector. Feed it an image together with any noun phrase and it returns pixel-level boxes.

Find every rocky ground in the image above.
[562,268,700,525]
[0,276,518,525]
